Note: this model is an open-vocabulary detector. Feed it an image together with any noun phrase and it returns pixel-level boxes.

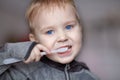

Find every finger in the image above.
[34,46,42,62]
[24,50,36,63]
[35,55,41,62]
[36,44,50,54]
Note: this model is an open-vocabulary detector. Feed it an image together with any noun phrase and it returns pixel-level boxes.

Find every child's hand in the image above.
[24,44,50,63]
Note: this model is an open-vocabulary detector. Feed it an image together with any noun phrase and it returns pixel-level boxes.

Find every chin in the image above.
[58,56,75,64]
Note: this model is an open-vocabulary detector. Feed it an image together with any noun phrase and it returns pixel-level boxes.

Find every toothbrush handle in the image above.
[41,52,47,56]
[41,50,57,56]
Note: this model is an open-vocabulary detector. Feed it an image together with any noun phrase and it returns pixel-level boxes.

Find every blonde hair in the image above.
[26,0,79,33]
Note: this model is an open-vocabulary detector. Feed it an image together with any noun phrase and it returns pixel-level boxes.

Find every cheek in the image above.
[37,35,56,49]
[72,30,82,54]
[70,29,82,44]
[77,32,82,44]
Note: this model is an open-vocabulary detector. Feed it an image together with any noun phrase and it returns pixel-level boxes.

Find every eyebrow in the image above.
[40,25,55,31]
[64,20,77,26]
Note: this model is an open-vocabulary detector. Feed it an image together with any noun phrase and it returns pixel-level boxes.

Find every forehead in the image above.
[33,4,77,29]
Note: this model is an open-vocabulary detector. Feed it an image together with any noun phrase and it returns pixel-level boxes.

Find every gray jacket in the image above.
[0,41,99,80]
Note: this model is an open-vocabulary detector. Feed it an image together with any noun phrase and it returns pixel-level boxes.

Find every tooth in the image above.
[52,47,68,53]
[56,47,68,52]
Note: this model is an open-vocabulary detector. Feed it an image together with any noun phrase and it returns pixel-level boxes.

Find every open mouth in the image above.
[40,45,72,56]
[57,45,72,56]
[58,45,72,52]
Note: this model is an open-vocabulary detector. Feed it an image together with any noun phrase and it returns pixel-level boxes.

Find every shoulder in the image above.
[12,61,45,75]
[76,61,90,70]
[70,60,89,72]
[71,61,99,80]
[81,69,100,80]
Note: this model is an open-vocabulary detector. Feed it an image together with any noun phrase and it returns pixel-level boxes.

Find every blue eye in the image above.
[46,30,54,35]
[65,25,72,30]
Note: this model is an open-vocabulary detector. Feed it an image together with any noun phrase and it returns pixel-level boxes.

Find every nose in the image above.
[57,31,68,43]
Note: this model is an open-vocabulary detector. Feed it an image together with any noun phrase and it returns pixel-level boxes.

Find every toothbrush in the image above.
[3,47,68,64]
[41,47,68,56]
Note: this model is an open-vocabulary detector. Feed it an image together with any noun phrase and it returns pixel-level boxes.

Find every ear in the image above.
[29,33,37,42]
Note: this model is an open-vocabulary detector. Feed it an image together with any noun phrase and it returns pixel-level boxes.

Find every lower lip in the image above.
[57,47,72,57]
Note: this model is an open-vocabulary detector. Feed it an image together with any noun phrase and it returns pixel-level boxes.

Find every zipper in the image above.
[64,64,70,80]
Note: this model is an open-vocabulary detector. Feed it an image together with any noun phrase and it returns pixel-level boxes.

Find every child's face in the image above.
[30,4,82,64]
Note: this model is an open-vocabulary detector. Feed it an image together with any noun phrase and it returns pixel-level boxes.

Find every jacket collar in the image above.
[41,56,89,72]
